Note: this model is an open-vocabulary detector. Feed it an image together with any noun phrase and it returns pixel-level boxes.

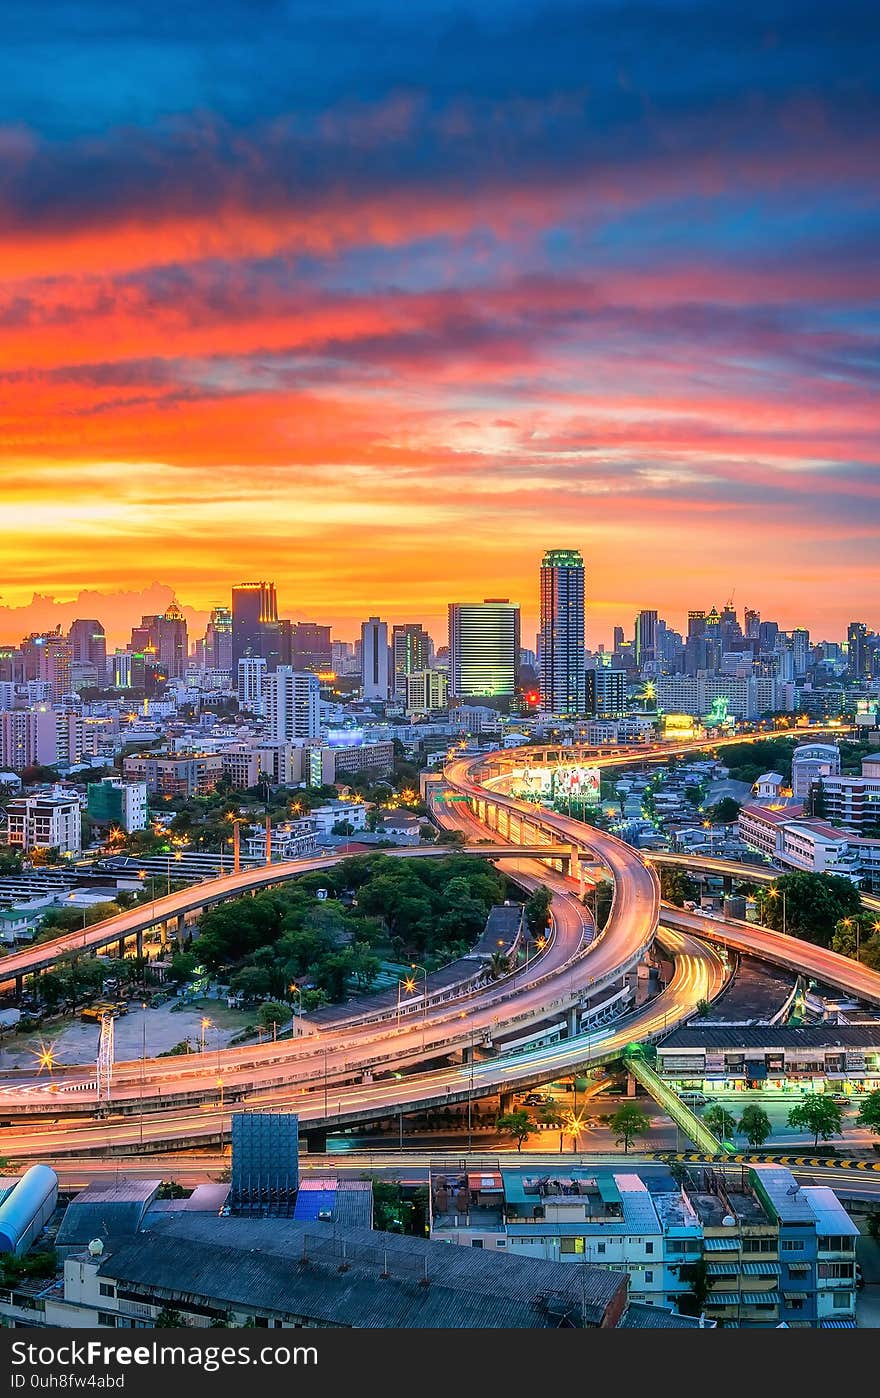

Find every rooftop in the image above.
[660,1024,880,1050]
[95,1214,627,1328]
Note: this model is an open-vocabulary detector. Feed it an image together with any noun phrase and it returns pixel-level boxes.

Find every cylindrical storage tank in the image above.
[0,1165,59,1255]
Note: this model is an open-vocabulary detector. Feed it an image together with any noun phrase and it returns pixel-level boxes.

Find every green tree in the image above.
[857,1090,880,1136]
[256,1000,289,1033]
[496,1109,534,1152]
[155,1306,184,1327]
[738,1104,772,1148]
[866,1208,880,1244]
[602,1104,650,1154]
[787,1094,843,1148]
[167,952,199,985]
[675,1256,710,1317]
[230,966,273,999]
[524,886,553,936]
[761,873,862,946]
[660,867,697,907]
[709,796,741,824]
[702,1105,737,1140]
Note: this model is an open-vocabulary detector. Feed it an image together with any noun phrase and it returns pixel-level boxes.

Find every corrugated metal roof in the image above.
[800,1187,860,1237]
[661,1025,880,1049]
[96,1215,626,1328]
[619,1304,705,1329]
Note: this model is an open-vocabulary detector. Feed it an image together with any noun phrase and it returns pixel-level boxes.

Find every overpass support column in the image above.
[175,915,186,948]
[723,875,733,894]
[116,938,126,960]
[627,1073,637,1098]
[15,974,22,998]
[567,848,579,879]
[135,929,144,960]
[305,1128,327,1152]
[566,1005,579,1037]
[499,1091,515,1114]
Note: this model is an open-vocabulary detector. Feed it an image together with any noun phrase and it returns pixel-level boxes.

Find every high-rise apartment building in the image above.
[360,617,390,700]
[232,582,278,668]
[0,709,58,771]
[266,668,320,740]
[448,600,520,700]
[586,667,627,718]
[539,550,585,715]
[392,624,432,699]
[847,621,872,679]
[38,633,72,703]
[237,656,267,714]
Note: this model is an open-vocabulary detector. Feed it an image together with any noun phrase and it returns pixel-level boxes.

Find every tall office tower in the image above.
[791,627,811,680]
[847,621,871,679]
[392,624,432,699]
[203,606,233,671]
[634,609,658,668]
[232,582,278,668]
[291,623,333,673]
[758,620,779,652]
[266,667,320,740]
[612,625,625,654]
[744,607,761,639]
[155,603,188,679]
[237,656,267,714]
[684,611,707,675]
[360,617,390,700]
[448,600,521,700]
[538,549,586,715]
[38,633,72,703]
[67,619,107,681]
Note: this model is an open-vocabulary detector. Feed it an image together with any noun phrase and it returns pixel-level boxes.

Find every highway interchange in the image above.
[1,729,879,1171]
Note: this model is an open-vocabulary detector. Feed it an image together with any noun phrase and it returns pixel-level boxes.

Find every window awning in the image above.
[596,1177,621,1205]
[741,1292,780,1306]
[467,1173,503,1192]
[706,1263,738,1276]
[705,1236,740,1251]
[782,1291,809,1302]
[821,1319,856,1328]
[742,1262,781,1276]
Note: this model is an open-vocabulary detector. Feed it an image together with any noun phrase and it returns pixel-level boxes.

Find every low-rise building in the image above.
[87,777,148,833]
[5,792,82,856]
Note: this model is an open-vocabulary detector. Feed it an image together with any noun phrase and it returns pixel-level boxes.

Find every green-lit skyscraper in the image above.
[539,548,585,715]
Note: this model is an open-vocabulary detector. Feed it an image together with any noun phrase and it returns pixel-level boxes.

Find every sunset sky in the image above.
[1,1,878,649]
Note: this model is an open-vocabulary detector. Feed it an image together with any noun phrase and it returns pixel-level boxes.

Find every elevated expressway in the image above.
[646,850,880,916]
[3,734,873,1158]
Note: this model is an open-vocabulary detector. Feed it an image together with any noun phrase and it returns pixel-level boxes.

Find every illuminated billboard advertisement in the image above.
[553,766,600,805]
[508,766,553,799]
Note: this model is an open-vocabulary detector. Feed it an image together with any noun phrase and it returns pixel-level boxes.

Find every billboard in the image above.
[508,766,553,799]
[553,765,600,805]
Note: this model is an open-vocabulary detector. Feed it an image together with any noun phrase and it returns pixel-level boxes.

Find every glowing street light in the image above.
[200,1016,212,1053]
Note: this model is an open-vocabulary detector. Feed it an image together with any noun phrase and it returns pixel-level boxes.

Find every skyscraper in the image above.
[155,603,188,679]
[67,619,107,680]
[203,606,233,671]
[360,617,390,700]
[848,621,871,679]
[392,624,432,699]
[291,623,332,673]
[539,550,585,715]
[266,668,320,740]
[232,582,278,668]
[448,600,520,700]
[634,609,658,668]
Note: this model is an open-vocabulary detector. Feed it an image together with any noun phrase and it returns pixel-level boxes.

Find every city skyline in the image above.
[1,1,878,640]
[0,574,877,655]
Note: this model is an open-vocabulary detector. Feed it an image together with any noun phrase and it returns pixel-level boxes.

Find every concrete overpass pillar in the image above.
[135,929,144,960]
[305,1127,327,1152]
[499,1091,515,1114]
[15,974,22,998]
[723,875,733,894]
[627,1073,637,1098]
[566,1005,579,1037]
[115,937,125,960]
[175,915,186,948]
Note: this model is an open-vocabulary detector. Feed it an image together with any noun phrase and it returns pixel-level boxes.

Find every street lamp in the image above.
[288,983,302,1037]
[398,974,417,1028]
[410,963,428,1049]
[200,1016,212,1053]
[768,886,787,937]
